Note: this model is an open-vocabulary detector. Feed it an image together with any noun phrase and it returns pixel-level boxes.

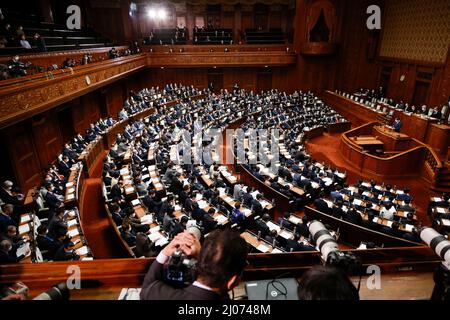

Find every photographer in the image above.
[140,229,248,300]
[298,265,359,300]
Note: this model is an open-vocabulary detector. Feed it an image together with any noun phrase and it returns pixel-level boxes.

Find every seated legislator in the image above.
[140,229,248,300]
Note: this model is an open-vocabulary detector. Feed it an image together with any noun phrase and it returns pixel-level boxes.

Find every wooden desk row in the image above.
[64,164,84,208]
[322,91,449,156]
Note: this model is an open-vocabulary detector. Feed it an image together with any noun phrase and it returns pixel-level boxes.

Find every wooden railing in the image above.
[305,207,421,248]
[146,51,297,68]
[0,46,129,85]
[0,245,440,298]
[0,54,147,129]
[144,44,291,53]
[340,122,429,178]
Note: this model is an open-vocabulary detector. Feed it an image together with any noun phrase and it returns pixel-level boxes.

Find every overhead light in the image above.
[157,8,166,20]
[147,9,156,19]
[160,66,165,69]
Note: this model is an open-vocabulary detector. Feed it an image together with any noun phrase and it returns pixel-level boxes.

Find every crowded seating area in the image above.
[314,179,423,243]
[1,0,449,303]
[0,8,114,55]
[97,85,357,258]
[338,88,450,125]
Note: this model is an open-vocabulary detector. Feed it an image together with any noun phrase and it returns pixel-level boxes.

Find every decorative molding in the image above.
[0,48,297,129]
[0,55,147,129]
[147,52,297,68]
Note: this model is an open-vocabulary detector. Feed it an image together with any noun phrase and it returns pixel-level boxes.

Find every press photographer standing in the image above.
[140,229,248,300]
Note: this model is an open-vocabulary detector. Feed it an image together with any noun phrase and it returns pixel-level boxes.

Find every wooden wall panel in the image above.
[105,82,125,119]
[269,10,282,29]
[30,112,63,167]
[4,122,42,191]
[335,0,380,94]
[223,68,257,92]
[241,12,254,31]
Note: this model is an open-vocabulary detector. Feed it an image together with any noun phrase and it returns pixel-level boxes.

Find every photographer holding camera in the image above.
[140,229,248,300]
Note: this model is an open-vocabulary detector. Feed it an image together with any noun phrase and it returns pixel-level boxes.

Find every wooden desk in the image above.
[23,187,37,212]
[425,123,450,156]
[64,165,84,208]
[353,136,384,152]
[322,91,441,147]
[78,137,105,177]
[240,231,284,253]
[374,125,412,151]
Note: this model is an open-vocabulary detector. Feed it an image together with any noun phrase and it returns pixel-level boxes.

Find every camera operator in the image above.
[298,265,359,300]
[140,229,248,300]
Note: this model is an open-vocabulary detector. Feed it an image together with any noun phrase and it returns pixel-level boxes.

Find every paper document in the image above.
[16,243,30,257]
[215,215,228,224]
[20,215,31,224]
[76,246,89,256]
[68,228,79,237]
[256,244,270,253]
[19,224,30,234]
[118,288,141,300]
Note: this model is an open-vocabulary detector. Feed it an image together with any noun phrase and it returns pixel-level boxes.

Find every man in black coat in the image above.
[255,214,271,239]
[251,194,264,216]
[140,229,248,300]
[0,239,29,264]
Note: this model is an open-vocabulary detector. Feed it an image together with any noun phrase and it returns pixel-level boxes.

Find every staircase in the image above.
[433,164,450,193]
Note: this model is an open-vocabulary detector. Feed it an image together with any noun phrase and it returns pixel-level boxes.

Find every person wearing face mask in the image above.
[44,184,64,209]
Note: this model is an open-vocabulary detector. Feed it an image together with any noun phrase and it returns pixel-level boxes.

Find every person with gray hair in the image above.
[0,180,23,207]
[0,239,29,263]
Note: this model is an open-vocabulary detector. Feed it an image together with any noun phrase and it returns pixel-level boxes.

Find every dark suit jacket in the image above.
[0,250,25,264]
[140,260,228,300]
[44,191,60,208]
[251,199,263,215]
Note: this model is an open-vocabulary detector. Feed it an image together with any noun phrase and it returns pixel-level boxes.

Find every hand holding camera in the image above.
[162,231,201,259]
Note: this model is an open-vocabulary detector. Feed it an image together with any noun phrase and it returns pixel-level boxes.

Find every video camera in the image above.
[164,220,201,288]
[309,220,361,275]
[419,227,450,300]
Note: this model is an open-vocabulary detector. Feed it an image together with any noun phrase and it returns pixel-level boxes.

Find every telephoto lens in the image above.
[33,283,70,300]
[420,228,450,266]
[308,220,339,263]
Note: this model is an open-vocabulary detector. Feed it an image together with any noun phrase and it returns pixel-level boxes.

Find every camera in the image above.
[309,220,361,275]
[419,227,450,300]
[33,282,70,300]
[164,220,201,288]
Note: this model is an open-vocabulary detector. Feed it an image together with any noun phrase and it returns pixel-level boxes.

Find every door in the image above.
[207,71,223,93]
[257,70,272,93]
[412,81,430,107]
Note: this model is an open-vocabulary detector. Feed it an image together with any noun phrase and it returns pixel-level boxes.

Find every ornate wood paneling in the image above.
[30,111,63,167]
[0,46,129,70]
[147,51,297,68]
[3,122,42,191]
[0,54,147,130]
